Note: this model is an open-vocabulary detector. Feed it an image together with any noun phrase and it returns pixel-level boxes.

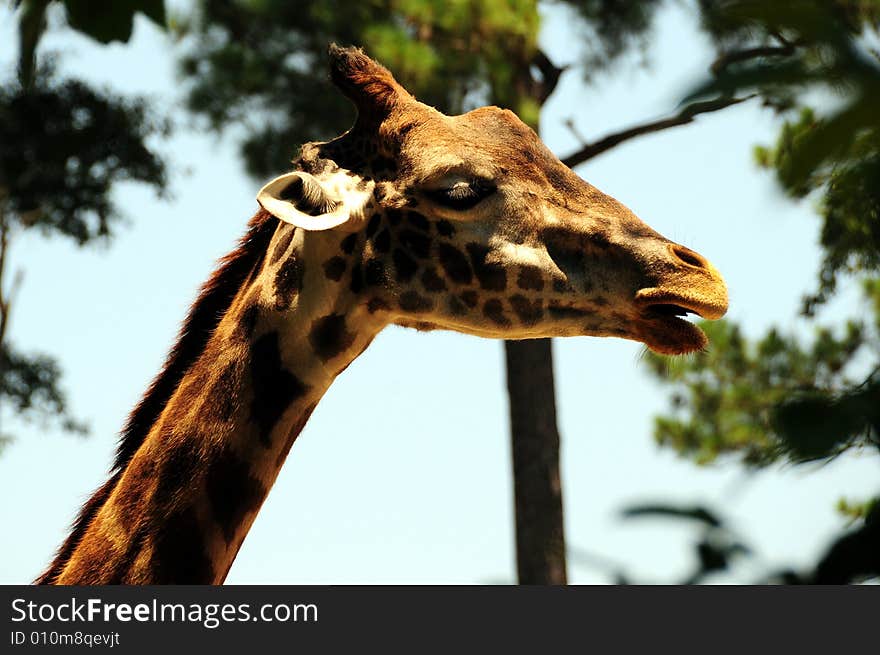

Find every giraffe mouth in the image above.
[634,290,726,355]
[637,310,707,355]
[645,303,699,318]
[635,288,728,321]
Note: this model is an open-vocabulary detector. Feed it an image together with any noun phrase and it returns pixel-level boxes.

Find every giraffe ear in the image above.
[257,171,373,231]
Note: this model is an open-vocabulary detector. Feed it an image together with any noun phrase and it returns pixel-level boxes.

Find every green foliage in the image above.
[14,0,167,87]
[0,65,170,244]
[685,0,880,311]
[0,65,168,438]
[644,315,874,465]
[620,502,750,584]
[647,1,880,467]
[179,0,554,178]
[642,0,880,480]
[812,498,880,583]
[618,498,879,583]
[0,344,87,442]
[695,0,880,50]
[62,0,165,44]
[635,1,880,583]
[837,496,879,524]
[754,109,880,312]
[178,0,673,167]
[559,0,665,76]
[773,375,879,462]
[2,1,171,444]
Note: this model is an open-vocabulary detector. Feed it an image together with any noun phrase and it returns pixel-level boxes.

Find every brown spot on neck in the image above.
[206,447,267,544]
[249,332,311,446]
[308,314,356,362]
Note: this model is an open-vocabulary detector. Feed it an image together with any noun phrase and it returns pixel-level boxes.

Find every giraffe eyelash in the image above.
[425,179,496,211]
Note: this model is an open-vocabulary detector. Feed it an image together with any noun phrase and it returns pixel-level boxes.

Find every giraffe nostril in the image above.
[670,244,708,269]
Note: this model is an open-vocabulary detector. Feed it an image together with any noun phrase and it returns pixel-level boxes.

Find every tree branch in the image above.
[0,198,9,346]
[16,0,51,89]
[710,43,797,76]
[0,195,24,348]
[559,36,803,169]
[560,94,755,168]
[531,49,567,103]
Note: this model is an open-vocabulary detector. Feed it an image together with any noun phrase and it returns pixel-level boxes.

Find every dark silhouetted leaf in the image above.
[621,503,723,528]
[62,0,166,44]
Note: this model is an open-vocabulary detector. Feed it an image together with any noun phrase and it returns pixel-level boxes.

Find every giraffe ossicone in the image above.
[39,45,728,585]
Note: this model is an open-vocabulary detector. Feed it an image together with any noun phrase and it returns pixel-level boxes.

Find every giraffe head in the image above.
[257,46,728,355]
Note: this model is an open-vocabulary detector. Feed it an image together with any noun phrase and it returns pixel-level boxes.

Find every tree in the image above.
[640,0,880,583]
[1,0,169,446]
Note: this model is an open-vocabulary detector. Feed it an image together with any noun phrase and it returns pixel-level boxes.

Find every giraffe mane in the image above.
[35,209,278,584]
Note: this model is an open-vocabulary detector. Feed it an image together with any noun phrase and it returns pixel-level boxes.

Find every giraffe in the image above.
[38,45,728,584]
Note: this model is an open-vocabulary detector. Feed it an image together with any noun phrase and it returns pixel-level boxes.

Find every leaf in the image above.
[16,0,51,88]
[696,539,730,573]
[784,95,879,188]
[771,386,872,461]
[0,70,169,243]
[621,503,723,528]
[813,513,880,583]
[682,60,819,105]
[0,343,88,436]
[62,0,166,44]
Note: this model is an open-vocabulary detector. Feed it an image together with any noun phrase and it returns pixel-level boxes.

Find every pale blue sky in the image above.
[1,3,876,584]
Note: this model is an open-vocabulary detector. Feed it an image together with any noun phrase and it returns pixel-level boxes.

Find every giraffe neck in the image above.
[53,219,380,584]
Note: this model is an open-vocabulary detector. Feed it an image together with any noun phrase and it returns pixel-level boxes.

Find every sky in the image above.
[0,3,877,584]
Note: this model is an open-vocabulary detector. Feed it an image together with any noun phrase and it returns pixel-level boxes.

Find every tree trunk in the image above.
[499,63,568,586]
[505,338,567,584]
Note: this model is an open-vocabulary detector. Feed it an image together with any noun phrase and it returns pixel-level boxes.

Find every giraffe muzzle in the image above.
[631,243,729,354]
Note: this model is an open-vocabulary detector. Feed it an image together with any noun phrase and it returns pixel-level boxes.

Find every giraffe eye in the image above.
[426,180,496,211]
